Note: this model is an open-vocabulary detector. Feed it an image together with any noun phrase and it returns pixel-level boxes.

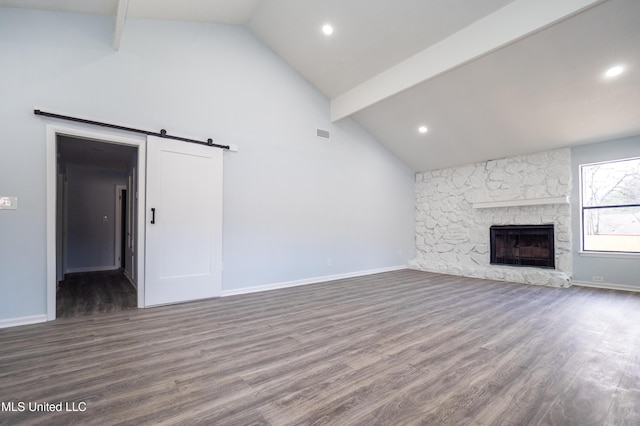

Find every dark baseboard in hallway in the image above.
[56,270,137,318]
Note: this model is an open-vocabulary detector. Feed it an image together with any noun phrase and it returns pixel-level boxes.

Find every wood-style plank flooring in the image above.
[56,271,137,319]
[1,270,640,425]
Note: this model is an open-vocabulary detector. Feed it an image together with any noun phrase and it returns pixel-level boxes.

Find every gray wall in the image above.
[571,136,640,288]
[0,9,415,320]
[65,164,127,272]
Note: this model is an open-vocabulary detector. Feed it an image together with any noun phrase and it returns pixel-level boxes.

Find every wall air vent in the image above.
[316,128,331,139]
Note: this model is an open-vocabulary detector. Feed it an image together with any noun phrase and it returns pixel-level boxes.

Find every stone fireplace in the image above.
[410,148,572,287]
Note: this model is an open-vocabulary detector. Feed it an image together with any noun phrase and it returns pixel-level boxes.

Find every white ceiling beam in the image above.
[113,0,130,51]
[330,0,605,122]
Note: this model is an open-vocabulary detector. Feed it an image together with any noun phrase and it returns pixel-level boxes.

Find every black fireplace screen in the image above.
[490,225,555,268]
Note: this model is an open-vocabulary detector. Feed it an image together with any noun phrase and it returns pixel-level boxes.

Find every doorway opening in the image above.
[56,137,137,317]
[47,124,223,319]
[46,125,147,320]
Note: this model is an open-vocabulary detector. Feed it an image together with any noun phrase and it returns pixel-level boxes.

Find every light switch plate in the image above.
[0,197,18,210]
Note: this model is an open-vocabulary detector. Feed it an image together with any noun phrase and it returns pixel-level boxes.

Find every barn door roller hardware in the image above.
[34,109,229,150]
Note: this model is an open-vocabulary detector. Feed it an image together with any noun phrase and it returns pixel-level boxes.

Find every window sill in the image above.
[579,251,640,259]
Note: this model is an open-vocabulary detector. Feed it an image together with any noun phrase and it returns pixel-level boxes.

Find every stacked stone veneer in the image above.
[409,149,572,287]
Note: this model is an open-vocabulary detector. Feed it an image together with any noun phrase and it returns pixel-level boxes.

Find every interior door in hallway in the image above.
[145,136,222,307]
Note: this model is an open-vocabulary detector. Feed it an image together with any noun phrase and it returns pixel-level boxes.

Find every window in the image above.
[581,157,640,253]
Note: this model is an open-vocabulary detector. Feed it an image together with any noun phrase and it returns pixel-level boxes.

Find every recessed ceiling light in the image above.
[605,65,624,78]
[322,24,333,36]
[418,126,428,134]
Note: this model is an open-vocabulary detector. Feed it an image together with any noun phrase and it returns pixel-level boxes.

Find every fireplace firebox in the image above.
[490,225,555,268]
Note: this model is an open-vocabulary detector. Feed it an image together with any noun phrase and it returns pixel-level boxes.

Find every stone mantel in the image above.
[472,196,569,209]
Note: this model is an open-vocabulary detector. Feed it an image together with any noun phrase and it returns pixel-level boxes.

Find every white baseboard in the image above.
[0,314,48,329]
[572,280,640,293]
[222,265,408,297]
[66,266,119,274]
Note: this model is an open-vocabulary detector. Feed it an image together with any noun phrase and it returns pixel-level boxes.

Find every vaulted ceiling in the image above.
[2,0,639,171]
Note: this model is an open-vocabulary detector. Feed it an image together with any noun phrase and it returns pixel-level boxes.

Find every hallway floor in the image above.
[56,270,137,318]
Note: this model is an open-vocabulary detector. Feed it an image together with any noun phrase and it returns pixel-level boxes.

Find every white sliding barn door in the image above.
[145,136,223,307]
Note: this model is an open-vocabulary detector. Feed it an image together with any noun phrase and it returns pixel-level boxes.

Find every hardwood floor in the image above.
[1,270,639,425]
[56,271,137,318]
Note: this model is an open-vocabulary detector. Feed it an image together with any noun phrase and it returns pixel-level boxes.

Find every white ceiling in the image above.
[353,0,640,170]
[2,0,639,172]
[247,0,517,99]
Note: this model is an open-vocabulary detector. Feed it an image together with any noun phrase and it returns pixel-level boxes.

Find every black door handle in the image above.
[151,208,156,224]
